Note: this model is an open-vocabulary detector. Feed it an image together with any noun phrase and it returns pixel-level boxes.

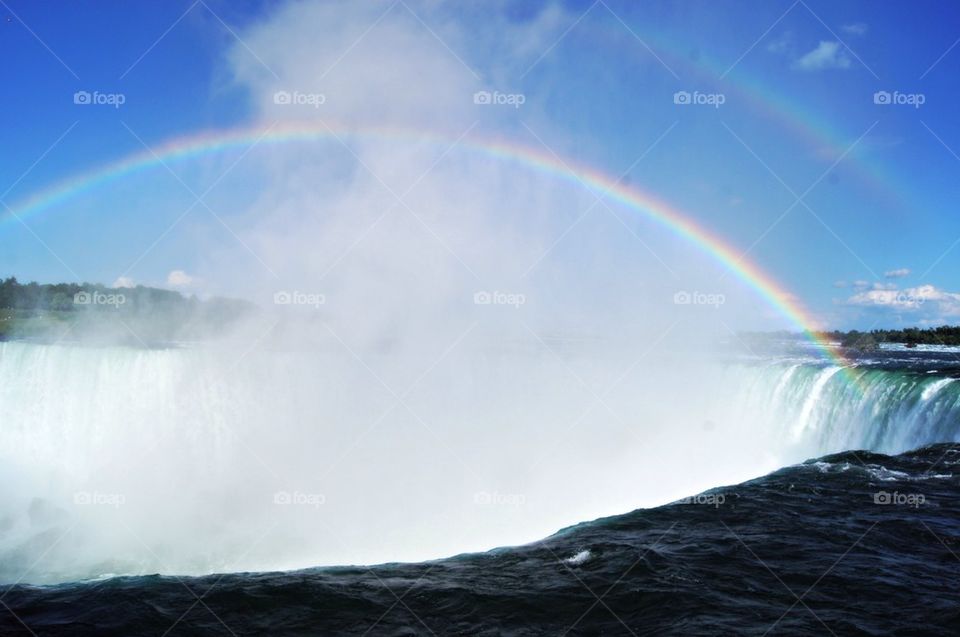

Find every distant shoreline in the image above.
[742,327,960,351]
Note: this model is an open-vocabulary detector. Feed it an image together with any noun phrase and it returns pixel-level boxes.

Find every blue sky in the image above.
[2,0,960,329]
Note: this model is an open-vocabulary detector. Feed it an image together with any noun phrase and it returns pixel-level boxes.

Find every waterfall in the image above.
[1,341,958,584]
[725,360,960,454]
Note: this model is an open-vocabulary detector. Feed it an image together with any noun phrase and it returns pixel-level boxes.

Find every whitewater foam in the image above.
[564,549,591,566]
[922,378,955,401]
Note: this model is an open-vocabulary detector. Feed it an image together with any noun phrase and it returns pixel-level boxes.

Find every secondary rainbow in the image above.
[576,21,901,204]
[1,121,857,375]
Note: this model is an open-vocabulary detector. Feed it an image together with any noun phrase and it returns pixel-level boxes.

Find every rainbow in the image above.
[1,120,857,374]
[571,19,899,204]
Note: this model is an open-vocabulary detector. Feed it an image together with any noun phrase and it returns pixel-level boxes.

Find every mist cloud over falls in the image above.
[0,0,792,583]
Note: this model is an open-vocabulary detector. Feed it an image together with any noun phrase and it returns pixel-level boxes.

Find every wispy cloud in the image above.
[766,31,793,54]
[841,23,868,36]
[884,268,911,279]
[793,41,851,71]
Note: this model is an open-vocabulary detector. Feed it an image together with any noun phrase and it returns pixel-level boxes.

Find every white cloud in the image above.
[846,284,960,317]
[847,288,919,309]
[852,280,870,290]
[884,268,910,279]
[841,23,868,36]
[112,276,135,288]
[793,41,851,71]
[766,32,793,54]
[166,270,194,288]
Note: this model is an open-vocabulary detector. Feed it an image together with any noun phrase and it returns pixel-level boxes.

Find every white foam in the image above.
[564,550,591,566]
[793,366,843,438]
[921,378,955,401]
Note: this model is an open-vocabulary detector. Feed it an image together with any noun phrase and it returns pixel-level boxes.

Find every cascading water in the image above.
[793,366,843,439]
[2,340,959,585]
[726,358,960,455]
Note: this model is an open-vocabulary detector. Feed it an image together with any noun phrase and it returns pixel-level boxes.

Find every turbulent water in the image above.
[1,340,959,634]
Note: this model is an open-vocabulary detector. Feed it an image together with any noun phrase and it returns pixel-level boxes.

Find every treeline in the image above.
[1,276,178,312]
[741,327,960,351]
[0,276,258,343]
[819,326,960,349]
[0,276,252,316]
